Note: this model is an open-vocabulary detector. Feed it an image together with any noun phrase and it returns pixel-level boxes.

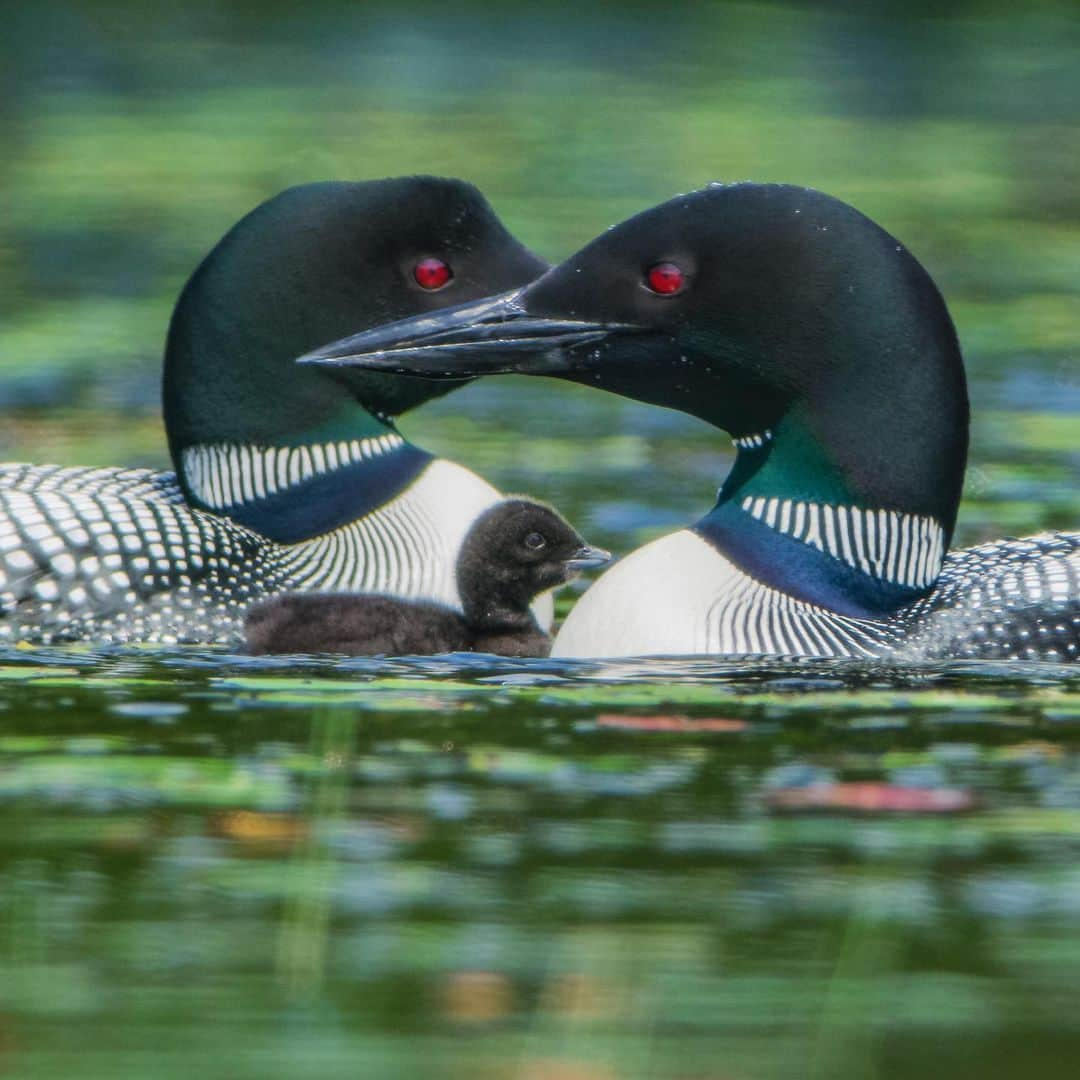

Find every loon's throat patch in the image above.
[182,437,433,544]
[740,496,945,590]
[182,435,408,510]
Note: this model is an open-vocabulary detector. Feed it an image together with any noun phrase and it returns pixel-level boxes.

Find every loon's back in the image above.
[0,463,281,644]
[0,457,512,645]
[902,531,1079,662]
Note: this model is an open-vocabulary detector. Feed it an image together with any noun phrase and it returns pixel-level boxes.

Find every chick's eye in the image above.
[414,257,453,290]
[645,261,685,295]
[524,532,547,550]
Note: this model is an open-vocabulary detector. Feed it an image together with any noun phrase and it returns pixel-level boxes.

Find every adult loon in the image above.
[0,177,548,644]
[301,183,1079,663]
[245,498,609,657]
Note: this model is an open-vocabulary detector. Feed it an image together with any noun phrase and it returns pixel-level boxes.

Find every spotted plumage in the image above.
[0,458,504,644]
[900,532,1079,662]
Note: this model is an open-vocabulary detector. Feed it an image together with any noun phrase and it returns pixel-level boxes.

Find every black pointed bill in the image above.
[297,290,642,378]
[565,545,611,571]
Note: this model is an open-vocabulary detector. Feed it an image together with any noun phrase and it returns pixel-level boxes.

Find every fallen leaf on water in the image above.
[541,972,622,1019]
[441,970,514,1024]
[209,811,307,847]
[515,1061,617,1080]
[596,714,747,733]
[765,781,975,814]
[993,740,1065,762]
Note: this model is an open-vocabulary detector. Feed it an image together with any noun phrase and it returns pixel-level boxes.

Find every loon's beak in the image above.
[297,289,641,378]
[565,545,611,571]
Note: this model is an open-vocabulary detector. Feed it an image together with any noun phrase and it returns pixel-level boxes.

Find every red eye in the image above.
[413,257,452,290]
[645,261,685,295]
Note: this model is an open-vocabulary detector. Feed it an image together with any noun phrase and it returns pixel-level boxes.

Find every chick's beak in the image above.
[564,545,611,571]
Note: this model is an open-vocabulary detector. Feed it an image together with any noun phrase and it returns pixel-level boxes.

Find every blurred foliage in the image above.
[0,0,1077,550]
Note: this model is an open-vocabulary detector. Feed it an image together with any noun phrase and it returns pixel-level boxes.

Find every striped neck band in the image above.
[182,435,406,511]
[741,495,945,590]
[732,429,773,451]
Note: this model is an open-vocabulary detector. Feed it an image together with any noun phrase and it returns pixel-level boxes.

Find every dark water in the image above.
[3,648,1080,1078]
[1,2,1079,1078]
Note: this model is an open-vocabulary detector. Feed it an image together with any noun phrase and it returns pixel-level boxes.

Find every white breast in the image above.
[552,529,889,659]
[552,531,729,657]
[271,458,554,630]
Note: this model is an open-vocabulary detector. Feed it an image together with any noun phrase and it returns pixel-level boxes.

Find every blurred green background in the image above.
[1,0,1077,554]
[1,3,1079,1079]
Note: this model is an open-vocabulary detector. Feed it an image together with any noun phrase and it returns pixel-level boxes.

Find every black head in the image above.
[456,498,609,625]
[306,183,969,535]
[163,176,547,470]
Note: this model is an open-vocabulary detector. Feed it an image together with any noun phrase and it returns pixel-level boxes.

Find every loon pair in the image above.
[305,183,1079,663]
[4,180,1076,661]
[1,178,554,644]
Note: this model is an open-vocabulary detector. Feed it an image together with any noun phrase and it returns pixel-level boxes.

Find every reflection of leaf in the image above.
[596,714,747,732]
[208,810,307,848]
[439,970,514,1024]
[766,782,976,814]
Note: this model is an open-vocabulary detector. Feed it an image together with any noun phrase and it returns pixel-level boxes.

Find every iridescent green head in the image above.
[163,177,547,493]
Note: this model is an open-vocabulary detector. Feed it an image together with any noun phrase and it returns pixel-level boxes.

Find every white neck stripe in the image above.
[182,436,405,510]
[741,495,944,589]
[732,429,773,450]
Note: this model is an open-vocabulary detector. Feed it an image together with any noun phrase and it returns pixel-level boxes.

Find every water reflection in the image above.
[3,645,1080,1076]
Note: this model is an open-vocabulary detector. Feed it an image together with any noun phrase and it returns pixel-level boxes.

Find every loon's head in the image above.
[304,183,969,544]
[164,176,546,518]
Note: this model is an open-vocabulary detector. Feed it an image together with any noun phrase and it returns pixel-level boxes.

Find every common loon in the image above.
[0,177,548,644]
[245,498,609,657]
[301,183,1080,663]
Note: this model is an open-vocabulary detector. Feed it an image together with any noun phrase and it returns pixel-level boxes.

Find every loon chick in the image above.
[244,498,609,657]
[0,177,548,645]
[302,183,1079,663]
